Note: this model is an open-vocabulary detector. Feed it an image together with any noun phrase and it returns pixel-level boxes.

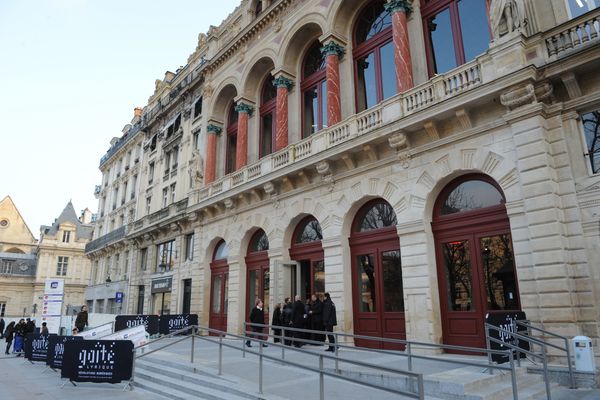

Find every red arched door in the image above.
[432,174,521,349]
[245,230,270,325]
[350,199,405,350]
[289,216,325,301]
[209,240,229,333]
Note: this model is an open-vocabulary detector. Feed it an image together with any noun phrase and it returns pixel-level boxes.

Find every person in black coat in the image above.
[291,295,306,347]
[281,297,293,346]
[0,318,5,339]
[271,303,282,343]
[309,294,325,342]
[246,299,267,347]
[75,305,88,333]
[25,318,35,334]
[4,321,15,354]
[13,319,27,356]
[322,292,337,352]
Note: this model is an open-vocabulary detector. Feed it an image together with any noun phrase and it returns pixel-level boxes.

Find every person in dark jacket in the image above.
[271,303,282,343]
[281,297,293,345]
[309,294,324,342]
[322,292,337,352]
[75,305,88,333]
[4,321,15,354]
[25,318,35,334]
[291,295,306,347]
[41,322,49,336]
[246,299,267,347]
[13,319,27,356]
[0,318,5,339]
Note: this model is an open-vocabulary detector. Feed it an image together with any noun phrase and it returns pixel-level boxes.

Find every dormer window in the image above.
[62,230,71,243]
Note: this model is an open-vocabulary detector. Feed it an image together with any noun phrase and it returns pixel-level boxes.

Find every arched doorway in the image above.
[289,216,325,300]
[209,240,229,333]
[349,199,405,349]
[432,174,521,349]
[245,229,270,324]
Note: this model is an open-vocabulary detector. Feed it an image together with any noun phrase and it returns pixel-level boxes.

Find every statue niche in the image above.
[490,0,526,40]
[189,149,204,188]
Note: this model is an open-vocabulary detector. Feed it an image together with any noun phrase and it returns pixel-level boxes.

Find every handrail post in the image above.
[243,323,246,358]
[407,342,413,372]
[484,324,493,375]
[334,332,339,374]
[542,343,551,400]
[281,327,285,361]
[190,327,195,364]
[259,342,264,395]
[130,347,137,391]
[509,350,518,400]
[218,333,223,376]
[565,337,575,388]
[319,354,325,400]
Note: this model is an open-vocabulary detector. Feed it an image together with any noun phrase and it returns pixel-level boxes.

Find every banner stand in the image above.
[59,380,133,391]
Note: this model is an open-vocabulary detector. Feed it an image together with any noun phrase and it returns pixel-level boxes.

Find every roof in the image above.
[42,201,93,240]
[0,195,37,242]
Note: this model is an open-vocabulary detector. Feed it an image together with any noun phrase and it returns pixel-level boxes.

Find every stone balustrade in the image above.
[545,8,600,59]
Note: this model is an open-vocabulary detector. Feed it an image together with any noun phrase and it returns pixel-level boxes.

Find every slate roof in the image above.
[41,201,93,240]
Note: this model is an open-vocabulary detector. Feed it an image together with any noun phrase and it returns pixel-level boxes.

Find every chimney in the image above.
[134,107,142,118]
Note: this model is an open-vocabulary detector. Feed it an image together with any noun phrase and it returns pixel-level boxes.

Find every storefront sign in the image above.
[151,277,172,293]
[115,315,159,335]
[158,314,198,335]
[46,335,83,369]
[61,340,134,384]
[486,311,530,363]
[24,333,56,362]
[103,325,148,348]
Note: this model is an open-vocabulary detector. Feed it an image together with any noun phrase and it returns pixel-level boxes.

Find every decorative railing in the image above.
[545,9,600,58]
[356,108,382,134]
[99,123,142,167]
[85,226,126,254]
[294,139,313,159]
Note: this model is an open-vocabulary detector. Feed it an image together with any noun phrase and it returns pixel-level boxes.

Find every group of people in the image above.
[248,292,337,352]
[2,318,39,356]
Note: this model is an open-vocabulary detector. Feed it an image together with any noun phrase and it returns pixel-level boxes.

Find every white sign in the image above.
[44,279,65,295]
[43,279,65,334]
[103,325,149,348]
[76,323,114,340]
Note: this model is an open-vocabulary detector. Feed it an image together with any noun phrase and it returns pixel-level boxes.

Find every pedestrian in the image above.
[281,297,293,346]
[41,322,49,336]
[292,295,305,347]
[272,303,282,343]
[310,294,324,342]
[75,305,88,333]
[4,321,15,354]
[13,319,27,356]
[304,298,312,342]
[0,317,5,339]
[72,328,79,336]
[322,292,337,352]
[25,318,35,334]
[246,299,267,348]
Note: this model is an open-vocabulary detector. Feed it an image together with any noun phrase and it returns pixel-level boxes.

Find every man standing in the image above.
[292,295,305,347]
[0,317,5,339]
[75,305,88,333]
[246,299,267,348]
[309,294,324,342]
[322,292,337,352]
[281,297,293,346]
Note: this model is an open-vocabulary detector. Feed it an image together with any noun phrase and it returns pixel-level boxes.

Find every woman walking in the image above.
[4,321,15,355]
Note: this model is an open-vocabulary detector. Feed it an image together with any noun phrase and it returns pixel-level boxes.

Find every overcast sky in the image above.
[0,0,239,238]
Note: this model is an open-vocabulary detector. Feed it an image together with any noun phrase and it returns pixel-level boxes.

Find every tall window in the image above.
[194,96,203,118]
[62,230,71,243]
[226,102,238,174]
[422,0,490,75]
[1,260,13,274]
[56,256,69,276]
[582,109,600,174]
[185,233,195,261]
[157,240,175,272]
[354,0,397,111]
[148,162,155,184]
[164,151,171,175]
[566,0,599,18]
[146,196,152,214]
[170,183,176,204]
[302,41,327,138]
[255,0,263,16]
[140,248,148,270]
[0,302,5,317]
[162,187,169,207]
[260,74,277,157]
[124,251,129,276]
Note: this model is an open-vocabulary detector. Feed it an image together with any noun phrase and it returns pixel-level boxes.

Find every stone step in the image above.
[138,353,232,381]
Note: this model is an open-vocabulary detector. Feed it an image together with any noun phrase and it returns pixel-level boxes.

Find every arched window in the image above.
[301,41,327,138]
[422,0,491,76]
[225,102,238,174]
[354,0,396,112]
[260,74,277,157]
[254,0,263,17]
[353,199,398,232]
[248,229,269,252]
[439,179,504,216]
[294,217,323,243]
[213,240,229,260]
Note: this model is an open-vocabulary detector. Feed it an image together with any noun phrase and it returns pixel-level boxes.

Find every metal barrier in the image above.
[130,324,425,399]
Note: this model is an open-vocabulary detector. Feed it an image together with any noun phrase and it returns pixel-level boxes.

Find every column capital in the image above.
[320,41,345,58]
[272,75,294,90]
[384,0,413,14]
[234,101,254,116]
[206,123,222,135]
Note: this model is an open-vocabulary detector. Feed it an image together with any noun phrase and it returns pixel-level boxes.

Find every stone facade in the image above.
[87,0,600,358]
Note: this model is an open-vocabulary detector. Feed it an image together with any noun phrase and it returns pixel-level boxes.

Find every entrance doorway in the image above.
[350,199,405,350]
[432,175,521,349]
[245,229,270,324]
[182,279,192,314]
[289,216,325,301]
[209,240,229,333]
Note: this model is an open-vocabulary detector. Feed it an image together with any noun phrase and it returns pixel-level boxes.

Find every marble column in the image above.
[320,41,345,126]
[234,102,254,170]
[385,0,414,93]
[204,124,222,184]
[272,75,294,151]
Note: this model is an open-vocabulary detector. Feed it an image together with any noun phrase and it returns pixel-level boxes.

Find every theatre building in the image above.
[88,0,600,351]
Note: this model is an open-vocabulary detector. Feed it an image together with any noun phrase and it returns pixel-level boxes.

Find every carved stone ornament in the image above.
[188,149,204,188]
[388,131,409,151]
[272,76,294,90]
[207,124,223,135]
[224,198,234,210]
[263,181,276,196]
[500,82,553,110]
[183,107,192,120]
[490,0,526,40]
[384,0,413,15]
[320,41,345,58]
[235,102,254,116]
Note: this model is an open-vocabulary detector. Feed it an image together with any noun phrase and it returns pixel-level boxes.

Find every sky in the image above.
[0,0,240,238]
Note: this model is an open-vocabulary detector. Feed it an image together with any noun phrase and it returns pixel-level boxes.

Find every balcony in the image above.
[131,198,188,232]
[99,123,142,167]
[85,225,127,254]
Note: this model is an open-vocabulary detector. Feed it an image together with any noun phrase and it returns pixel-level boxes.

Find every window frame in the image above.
[56,256,69,276]
[62,230,71,243]
[301,41,328,139]
[185,233,195,261]
[579,108,600,175]
[225,102,239,174]
[259,74,277,158]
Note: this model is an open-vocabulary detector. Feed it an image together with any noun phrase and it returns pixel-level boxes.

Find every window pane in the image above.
[313,260,325,299]
[248,270,259,314]
[356,52,377,111]
[382,250,404,312]
[261,113,273,157]
[212,275,222,313]
[303,87,318,137]
[321,80,328,129]
[263,270,270,315]
[582,110,600,173]
[481,234,519,310]
[567,0,597,18]
[249,230,269,252]
[380,41,397,99]
[357,254,376,312]
[214,241,229,260]
[303,41,326,78]
[441,180,504,215]
[428,8,457,74]
[443,241,473,311]
[458,0,490,62]
[224,273,229,314]
[295,218,323,243]
[356,201,398,232]
[226,134,237,173]
[355,0,392,43]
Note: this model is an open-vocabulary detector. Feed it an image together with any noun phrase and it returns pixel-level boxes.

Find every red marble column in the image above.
[204,126,220,184]
[273,75,293,151]
[234,102,253,170]
[388,1,414,92]
[326,53,341,125]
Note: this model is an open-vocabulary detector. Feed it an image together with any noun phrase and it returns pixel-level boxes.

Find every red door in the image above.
[246,230,270,326]
[289,216,325,300]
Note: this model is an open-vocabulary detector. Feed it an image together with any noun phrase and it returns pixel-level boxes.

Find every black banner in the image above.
[46,335,83,369]
[24,333,56,362]
[61,340,134,383]
[486,311,530,363]
[158,314,198,335]
[115,315,159,335]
